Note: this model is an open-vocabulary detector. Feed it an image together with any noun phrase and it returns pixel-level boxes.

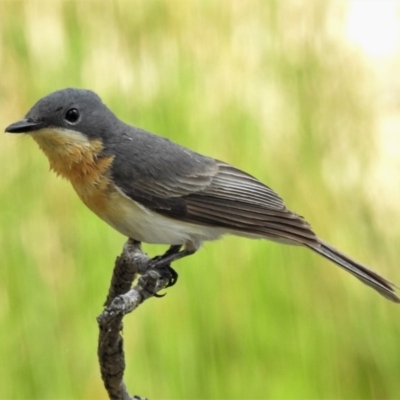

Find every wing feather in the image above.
[113,153,317,245]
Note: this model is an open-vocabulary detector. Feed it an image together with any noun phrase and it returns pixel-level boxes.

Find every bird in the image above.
[5,88,399,302]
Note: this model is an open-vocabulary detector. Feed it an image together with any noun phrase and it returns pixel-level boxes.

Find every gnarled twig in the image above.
[97,239,171,400]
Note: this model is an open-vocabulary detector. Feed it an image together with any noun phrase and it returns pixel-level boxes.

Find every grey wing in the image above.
[112,138,317,245]
[182,162,318,245]
[109,127,219,208]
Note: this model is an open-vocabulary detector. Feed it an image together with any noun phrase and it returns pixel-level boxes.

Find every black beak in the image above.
[5,119,46,134]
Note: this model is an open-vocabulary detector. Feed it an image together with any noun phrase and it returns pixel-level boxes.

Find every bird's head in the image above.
[5,87,117,139]
[5,88,118,179]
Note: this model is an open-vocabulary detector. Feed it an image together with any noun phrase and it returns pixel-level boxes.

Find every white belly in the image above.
[97,187,226,251]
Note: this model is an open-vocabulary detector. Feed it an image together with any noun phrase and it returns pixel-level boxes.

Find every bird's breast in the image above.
[32,127,119,223]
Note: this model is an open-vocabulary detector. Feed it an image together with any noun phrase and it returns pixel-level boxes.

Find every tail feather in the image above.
[306,239,399,303]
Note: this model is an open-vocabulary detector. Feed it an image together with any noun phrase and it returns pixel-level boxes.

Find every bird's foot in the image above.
[152,264,179,298]
[149,245,182,297]
[148,245,196,298]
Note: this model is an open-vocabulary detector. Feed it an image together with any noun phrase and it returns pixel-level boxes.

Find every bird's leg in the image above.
[150,245,181,292]
[150,245,181,269]
[150,245,196,293]
[164,244,182,256]
[151,246,195,269]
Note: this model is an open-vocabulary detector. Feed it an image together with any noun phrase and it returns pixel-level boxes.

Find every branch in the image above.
[97,239,171,400]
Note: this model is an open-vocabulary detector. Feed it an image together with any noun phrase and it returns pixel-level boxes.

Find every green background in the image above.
[1,1,399,399]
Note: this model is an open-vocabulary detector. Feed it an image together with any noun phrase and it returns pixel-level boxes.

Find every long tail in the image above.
[306,239,399,303]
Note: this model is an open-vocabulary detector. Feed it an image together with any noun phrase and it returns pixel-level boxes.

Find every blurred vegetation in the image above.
[1,1,400,399]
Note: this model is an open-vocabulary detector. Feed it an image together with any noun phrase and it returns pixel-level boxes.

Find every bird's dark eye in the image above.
[65,108,80,124]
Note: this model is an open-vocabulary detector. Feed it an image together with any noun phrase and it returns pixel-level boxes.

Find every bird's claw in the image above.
[148,245,185,297]
[149,262,179,298]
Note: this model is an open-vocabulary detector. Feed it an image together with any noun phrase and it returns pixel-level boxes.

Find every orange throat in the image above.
[31,128,116,218]
[32,128,114,185]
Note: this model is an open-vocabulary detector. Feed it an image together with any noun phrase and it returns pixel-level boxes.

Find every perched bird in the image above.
[5,88,399,302]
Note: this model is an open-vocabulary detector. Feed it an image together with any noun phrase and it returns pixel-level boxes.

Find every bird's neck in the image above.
[32,128,114,185]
